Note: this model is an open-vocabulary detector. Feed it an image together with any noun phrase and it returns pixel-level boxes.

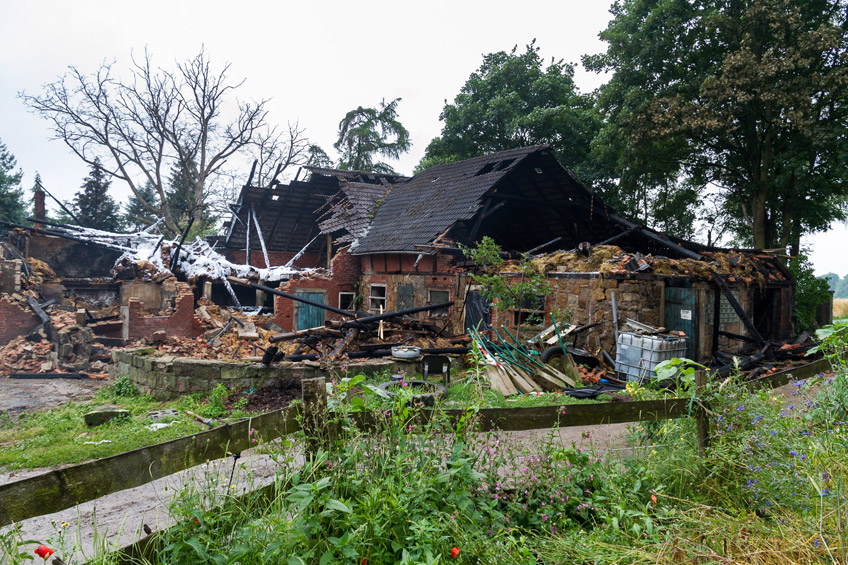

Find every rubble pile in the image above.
[525,246,788,285]
[0,306,112,376]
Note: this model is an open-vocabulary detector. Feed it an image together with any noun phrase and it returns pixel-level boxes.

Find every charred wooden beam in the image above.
[325,328,359,364]
[710,271,766,347]
[340,302,454,327]
[228,277,357,318]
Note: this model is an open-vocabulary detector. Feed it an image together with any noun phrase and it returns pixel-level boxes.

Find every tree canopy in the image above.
[418,41,600,180]
[334,98,411,174]
[0,138,27,224]
[586,0,848,251]
[73,158,123,232]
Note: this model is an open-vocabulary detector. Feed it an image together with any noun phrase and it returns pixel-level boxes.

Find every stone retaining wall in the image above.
[110,347,441,399]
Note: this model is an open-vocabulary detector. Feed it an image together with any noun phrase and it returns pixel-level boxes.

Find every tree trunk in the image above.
[751,190,768,249]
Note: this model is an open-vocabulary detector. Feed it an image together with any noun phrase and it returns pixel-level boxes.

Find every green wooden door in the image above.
[664,287,697,359]
[297,292,325,330]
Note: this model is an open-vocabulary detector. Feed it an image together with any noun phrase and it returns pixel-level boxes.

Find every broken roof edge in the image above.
[303,165,410,184]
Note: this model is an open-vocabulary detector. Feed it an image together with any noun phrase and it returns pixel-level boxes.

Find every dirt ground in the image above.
[0,376,107,414]
[223,382,301,413]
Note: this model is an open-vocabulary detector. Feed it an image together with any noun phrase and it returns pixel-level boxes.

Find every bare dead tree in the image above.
[250,121,310,188]
[20,48,270,235]
[205,121,310,220]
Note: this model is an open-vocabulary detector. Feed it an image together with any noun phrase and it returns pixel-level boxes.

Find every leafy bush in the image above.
[789,253,832,333]
[108,375,138,397]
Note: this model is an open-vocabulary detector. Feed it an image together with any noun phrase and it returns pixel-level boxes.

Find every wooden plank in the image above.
[485,365,514,396]
[325,328,359,364]
[531,366,567,391]
[745,357,830,390]
[503,363,538,394]
[467,398,691,431]
[0,406,301,528]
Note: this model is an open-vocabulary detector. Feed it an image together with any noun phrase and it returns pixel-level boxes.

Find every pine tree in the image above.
[0,138,26,224]
[73,158,123,232]
[124,181,159,232]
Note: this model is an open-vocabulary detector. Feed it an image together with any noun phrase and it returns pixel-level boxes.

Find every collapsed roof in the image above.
[222,145,772,262]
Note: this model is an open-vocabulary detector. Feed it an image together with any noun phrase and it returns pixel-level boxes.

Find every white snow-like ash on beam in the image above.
[48,225,319,283]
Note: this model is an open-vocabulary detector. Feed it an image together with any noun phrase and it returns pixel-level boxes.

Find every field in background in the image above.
[834,298,848,320]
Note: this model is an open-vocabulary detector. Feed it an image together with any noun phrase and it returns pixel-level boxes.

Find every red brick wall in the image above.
[272,247,361,331]
[222,250,323,269]
[125,283,205,340]
[0,297,41,345]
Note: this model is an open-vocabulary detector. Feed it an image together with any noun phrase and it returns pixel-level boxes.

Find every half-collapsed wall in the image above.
[0,295,41,346]
[121,282,205,341]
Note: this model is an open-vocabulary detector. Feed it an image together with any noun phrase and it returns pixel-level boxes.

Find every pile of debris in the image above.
[0,304,112,377]
[525,245,790,284]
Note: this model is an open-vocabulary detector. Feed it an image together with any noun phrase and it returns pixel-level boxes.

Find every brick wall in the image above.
[0,296,41,345]
[272,247,361,331]
[0,260,22,294]
[124,282,205,341]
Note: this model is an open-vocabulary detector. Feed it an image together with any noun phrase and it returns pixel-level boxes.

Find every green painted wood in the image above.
[0,407,300,527]
[664,286,698,359]
[296,292,325,330]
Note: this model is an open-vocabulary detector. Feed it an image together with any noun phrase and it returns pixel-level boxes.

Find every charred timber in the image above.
[228,277,357,318]
[282,346,470,362]
[340,302,454,327]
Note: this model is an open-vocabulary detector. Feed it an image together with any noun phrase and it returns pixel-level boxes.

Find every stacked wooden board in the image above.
[470,326,579,397]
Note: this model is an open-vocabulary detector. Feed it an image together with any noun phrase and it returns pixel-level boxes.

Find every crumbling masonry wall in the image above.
[273,247,360,330]
[358,252,460,333]
[534,273,664,355]
[122,282,205,341]
[0,296,40,345]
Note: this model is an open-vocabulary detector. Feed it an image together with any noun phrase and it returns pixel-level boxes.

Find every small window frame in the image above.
[428,289,451,318]
[369,284,387,313]
[338,292,356,311]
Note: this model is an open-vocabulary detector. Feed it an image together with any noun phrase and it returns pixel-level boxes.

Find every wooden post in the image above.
[301,377,327,456]
[255,280,265,307]
[695,370,710,456]
[203,281,213,301]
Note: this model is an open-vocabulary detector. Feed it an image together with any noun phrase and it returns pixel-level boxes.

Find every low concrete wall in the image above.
[110,348,435,399]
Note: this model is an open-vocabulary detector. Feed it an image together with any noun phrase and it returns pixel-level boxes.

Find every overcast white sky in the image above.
[1,0,844,276]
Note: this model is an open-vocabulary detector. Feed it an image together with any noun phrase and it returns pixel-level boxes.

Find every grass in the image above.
[55,363,846,565]
[341,370,616,413]
[0,378,259,470]
[11,334,848,564]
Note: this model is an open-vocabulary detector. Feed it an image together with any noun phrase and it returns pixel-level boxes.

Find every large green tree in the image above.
[0,138,27,224]
[73,158,123,232]
[418,41,601,181]
[586,0,848,251]
[334,98,410,174]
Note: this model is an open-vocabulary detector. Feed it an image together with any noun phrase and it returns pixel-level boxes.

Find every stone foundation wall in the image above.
[110,348,437,399]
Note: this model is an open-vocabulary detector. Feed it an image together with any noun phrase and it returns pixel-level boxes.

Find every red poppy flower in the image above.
[651,494,657,504]
[451,547,460,559]
[34,545,55,559]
